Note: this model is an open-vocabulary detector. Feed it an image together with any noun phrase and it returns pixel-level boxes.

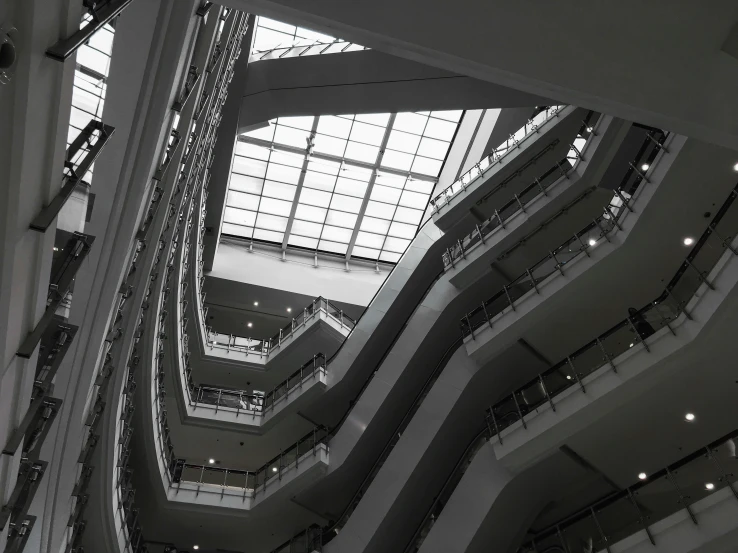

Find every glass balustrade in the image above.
[485,182,738,441]
[185,353,327,415]
[442,111,598,268]
[406,182,738,553]
[430,106,568,212]
[169,426,329,493]
[460,128,668,339]
[517,431,738,553]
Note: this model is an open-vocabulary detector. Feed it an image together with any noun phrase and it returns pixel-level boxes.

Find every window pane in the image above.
[330,194,362,213]
[314,134,347,157]
[370,184,402,204]
[233,156,267,178]
[382,236,411,253]
[382,149,413,171]
[243,123,275,142]
[393,112,427,135]
[253,228,285,243]
[263,180,297,201]
[304,170,336,192]
[224,207,257,227]
[388,221,417,239]
[290,235,319,249]
[417,137,450,160]
[360,216,391,234]
[229,174,263,195]
[325,209,358,228]
[274,125,312,148]
[265,163,301,185]
[387,130,420,154]
[318,116,352,139]
[356,231,385,249]
[345,142,379,164]
[379,251,402,262]
[365,201,396,220]
[334,177,368,198]
[235,142,270,160]
[278,116,315,131]
[259,197,292,217]
[424,117,457,141]
[255,213,289,232]
[392,206,423,225]
[319,239,348,254]
[221,222,252,238]
[411,156,443,176]
[352,246,380,260]
[300,187,332,207]
[226,191,260,211]
[295,204,327,223]
[321,225,352,243]
[349,121,385,146]
[355,113,390,126]
[291,219,322,238]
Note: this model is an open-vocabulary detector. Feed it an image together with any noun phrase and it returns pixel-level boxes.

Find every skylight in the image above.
[67,13,115,182]
[251,16,366,60]
[223,111,463,263]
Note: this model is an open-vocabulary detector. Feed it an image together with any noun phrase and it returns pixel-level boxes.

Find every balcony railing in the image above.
[185,353,327,415]
[460,128,668,339]
[430,105,568,213]
[204,297,355,357]
[250,38,367,62]
[170,425,329,493]
[517,431,738,553]
[485,181,738,442]
[406,181,738,553]
[442,111,598,269]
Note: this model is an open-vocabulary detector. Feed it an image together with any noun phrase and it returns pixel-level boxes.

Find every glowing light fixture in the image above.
[638,472,647,480]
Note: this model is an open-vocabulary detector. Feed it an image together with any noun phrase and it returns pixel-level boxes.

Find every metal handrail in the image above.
[485,181,738,441]
[442,112,598,269]
[406,181,738,553]
[460,128,668,338]
[430,105,568,212]
[517,429,738,552]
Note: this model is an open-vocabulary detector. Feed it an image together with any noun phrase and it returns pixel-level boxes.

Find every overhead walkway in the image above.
[220,0,738,149]
[238,48,551,130]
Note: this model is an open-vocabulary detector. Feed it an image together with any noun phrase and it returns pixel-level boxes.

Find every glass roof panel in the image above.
[252,16,366,59]
[226,109,464,261]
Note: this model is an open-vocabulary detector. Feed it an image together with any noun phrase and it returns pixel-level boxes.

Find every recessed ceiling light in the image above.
[638,472,648,480]
[685,412,696,422]
[272,466,278,473]
[705,482,715,490]
[208,458,215,464]
[683,237,694,246]
[247,322,253,328]
[254,301,258,306]
[586,127,593,133]
[193,547,199,551]
[566,375,572,380]
[629,343,634,348]
[588,239,596,247]
[287,307,291,313]
[641,163,650,172]
[733,162,738,172]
